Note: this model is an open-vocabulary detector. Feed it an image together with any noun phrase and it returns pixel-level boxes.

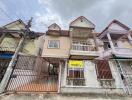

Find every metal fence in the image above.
[6,55,58,92]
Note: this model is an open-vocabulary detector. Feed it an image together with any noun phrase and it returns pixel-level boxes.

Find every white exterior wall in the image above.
[60,60,124,94]
[70,17,95,28]
[117,40,132,49]
[109,23,126,31]
[84,61,99,87]
[108,60,124,89]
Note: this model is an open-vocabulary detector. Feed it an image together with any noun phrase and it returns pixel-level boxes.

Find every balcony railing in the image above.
[0,46,16,52]
[67,78,85,86]
[114,47,132,54]
[71,44,96,51]
[99,47,132,59]
[99,79,115,88]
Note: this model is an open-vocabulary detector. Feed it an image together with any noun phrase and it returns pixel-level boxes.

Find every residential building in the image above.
[0,19,44,85]
[41,17,132,94]
[41,16,116,94]
[98,20,132,94]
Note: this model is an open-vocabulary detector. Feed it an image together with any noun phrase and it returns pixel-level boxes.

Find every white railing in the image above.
[100,48,132,59]
[71,44,96,51]
[114,48,132,54]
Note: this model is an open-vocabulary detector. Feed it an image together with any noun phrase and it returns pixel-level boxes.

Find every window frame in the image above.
[95,60,113,80]
[48,40,60,49]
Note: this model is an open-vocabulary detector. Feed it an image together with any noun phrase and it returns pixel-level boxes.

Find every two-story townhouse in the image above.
[42,16,121,94]
[98,20,132,94]
[61,16,101,93]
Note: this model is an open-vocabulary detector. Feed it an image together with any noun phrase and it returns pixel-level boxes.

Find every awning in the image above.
[0,52,14,59]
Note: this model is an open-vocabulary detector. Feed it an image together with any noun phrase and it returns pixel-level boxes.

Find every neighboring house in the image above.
[98,20,132,94]
[0,19,44,56]
[0,19,44,85]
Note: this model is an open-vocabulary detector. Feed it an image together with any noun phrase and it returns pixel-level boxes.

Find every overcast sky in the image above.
[0,0,132,32]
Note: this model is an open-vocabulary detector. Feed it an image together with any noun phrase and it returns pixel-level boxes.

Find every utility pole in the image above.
[0,17,33,93]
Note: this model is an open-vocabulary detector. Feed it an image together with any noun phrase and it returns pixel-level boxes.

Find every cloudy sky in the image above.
[0,0,132,32]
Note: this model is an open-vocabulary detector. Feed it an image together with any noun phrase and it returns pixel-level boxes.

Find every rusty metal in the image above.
[6,55,58,92]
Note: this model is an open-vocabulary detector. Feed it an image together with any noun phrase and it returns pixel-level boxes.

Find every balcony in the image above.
[70,44,100,59]
[114,48,132,58]
[99,48,132,59]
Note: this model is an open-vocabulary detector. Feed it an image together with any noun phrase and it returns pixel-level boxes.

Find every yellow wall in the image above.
[22,38,41,56]
[0,36,42,56]
[0,37,20,51]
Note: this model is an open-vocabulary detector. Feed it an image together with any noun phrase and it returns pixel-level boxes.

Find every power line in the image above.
[0,7,13,21]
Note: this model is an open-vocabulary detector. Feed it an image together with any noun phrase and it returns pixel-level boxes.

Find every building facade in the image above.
[41,16,132,94]
[0,16,132,95]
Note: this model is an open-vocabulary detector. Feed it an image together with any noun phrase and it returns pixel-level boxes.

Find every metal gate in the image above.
[6,55,58,92]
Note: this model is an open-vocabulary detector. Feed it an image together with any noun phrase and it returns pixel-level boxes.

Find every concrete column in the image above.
[64,59,67,86]
[127,33,132,45]
[58,61,62,93]
[93,33,99,51]
[107,33,115,50]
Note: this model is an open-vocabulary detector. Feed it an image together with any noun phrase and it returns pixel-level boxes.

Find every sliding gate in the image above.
[6,55,58,92]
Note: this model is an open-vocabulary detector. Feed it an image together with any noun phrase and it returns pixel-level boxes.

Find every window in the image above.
[48,40,59,48]
[67,60,85,86]
[68,69,84,79]
[95,60,115,88]
[67,69,85,86]
[96,60,113,79]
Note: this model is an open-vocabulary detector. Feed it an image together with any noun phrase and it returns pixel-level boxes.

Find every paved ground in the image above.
[0,93,132,100]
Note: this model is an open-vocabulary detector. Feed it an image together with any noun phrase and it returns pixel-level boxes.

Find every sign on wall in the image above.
[69,60,84,68]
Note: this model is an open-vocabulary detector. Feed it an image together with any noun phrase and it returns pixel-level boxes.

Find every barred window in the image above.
[96,60,113,79]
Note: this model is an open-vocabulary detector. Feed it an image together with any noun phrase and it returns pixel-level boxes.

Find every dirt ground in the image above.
[0,93,132,100]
